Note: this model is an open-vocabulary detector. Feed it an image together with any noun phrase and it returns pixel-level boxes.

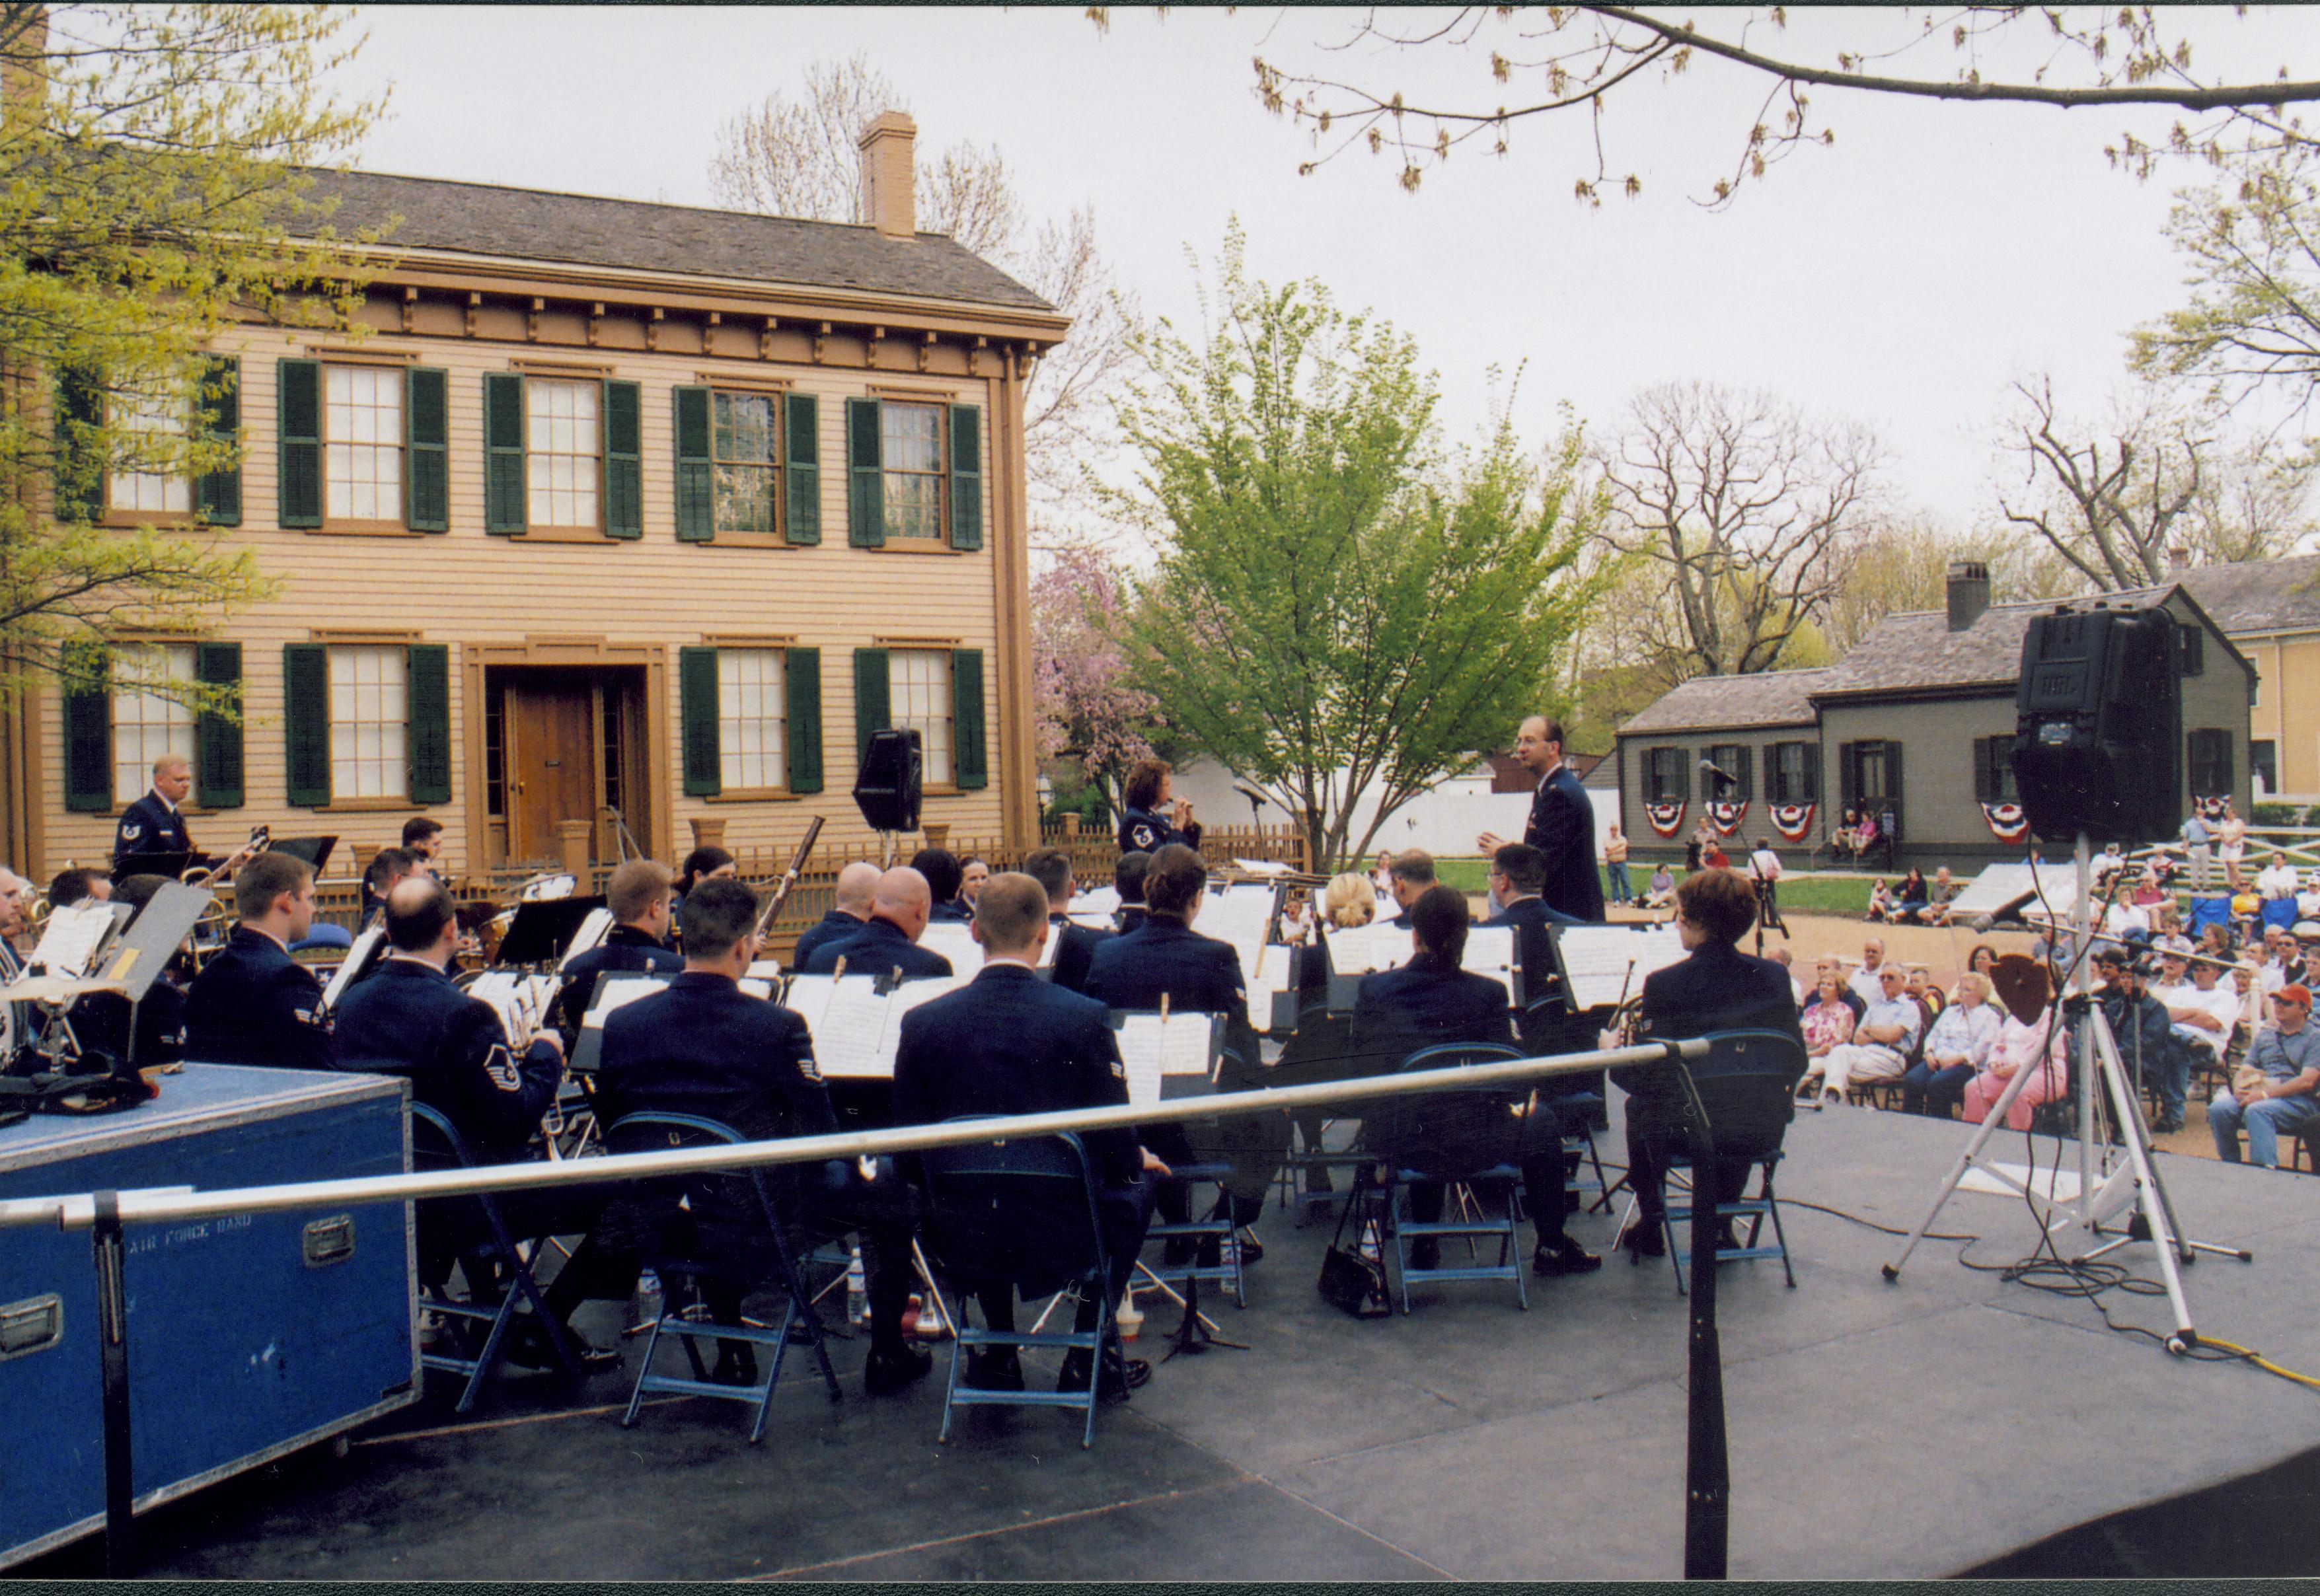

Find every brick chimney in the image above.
[1946,559,1991,632]
[858,111,917,239]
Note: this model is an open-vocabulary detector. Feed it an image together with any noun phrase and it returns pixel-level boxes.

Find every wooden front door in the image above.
[504,676,599,866]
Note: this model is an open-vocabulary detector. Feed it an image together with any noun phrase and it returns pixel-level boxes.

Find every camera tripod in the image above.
[1881,835,2246,1354]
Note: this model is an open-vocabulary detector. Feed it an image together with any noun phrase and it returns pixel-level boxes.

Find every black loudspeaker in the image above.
[2011,603,2181,844]
[852,727,923,833]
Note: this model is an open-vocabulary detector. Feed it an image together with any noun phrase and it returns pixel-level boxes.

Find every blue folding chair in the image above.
[408,1102,587,1414]
[601,1112,842,1445]
[918,1121,1123,1449]
[2187,896,2233,937]
[1377,1042,1531,1314]
[1643,1030,1811,1296]
[2262,896,2299,934]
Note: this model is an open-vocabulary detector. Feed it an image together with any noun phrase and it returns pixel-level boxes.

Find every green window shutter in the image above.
[605,379,643,538]
[406,643,451,804]
[194,357,242,527]
[787,645,823,793]
[482,373,526,534]
[1836,741,1856,815]
[948,404,983,551]
[193,641,244,809]
[283,643,331,807]
[952,647,987,789]
[405,366,449,532]
[784,392,821,545]
[1801,743,1821,806]
[679,645,721,796]
[672,386,713,542]
[60,642,112,812]
[55,368,102,524]
[277,358,322,528]
[846,397,884,547]
[853,647,889,768]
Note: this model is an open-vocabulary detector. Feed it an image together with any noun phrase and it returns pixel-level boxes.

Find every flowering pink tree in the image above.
[1032,547,1161,814]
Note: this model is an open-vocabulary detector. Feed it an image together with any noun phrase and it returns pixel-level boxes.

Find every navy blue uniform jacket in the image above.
[1081,915,1244,1016]
[332,956,562,1164]
[1349,953,1517,1074]
[593,970,836,1143]
[555,924,682,1038]
[112,790,203,872]
[800,914,955,980]
[791,909,866,972]
[1616,938,1806,1099]
[1047,912,1111,996]
[1117,806,1201,857]
[184,926,332,1071]
[1526,765,1606,924]
[893,963,1141,1188]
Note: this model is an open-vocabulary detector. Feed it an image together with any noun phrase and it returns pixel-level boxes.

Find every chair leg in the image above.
[621,1307,668,1430]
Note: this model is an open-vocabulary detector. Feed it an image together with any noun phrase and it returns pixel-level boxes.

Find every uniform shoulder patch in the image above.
[798,1047,823,1083]
[118,822,143,842]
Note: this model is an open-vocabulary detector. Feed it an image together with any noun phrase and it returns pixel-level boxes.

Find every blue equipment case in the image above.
[0,1062,417,1567]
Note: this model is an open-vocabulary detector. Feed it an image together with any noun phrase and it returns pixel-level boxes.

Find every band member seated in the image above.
[959,857,991,914]
[67,873,186,1074]
[893,871,1161,1397]
[672,846,735,927]
[1355,884,1600,1276]
[1022,846,1110,995]
[333,877,624,1370]
[554,858,682,1039]
[593,877,930,1395]
[1383,851,1436,928]
[1082,843,1266,1259]
[113,754,216,876]
[1614,866,1805,1258]
[912,848,971,923]
[184,852,332,1071]
[1113,851,1150,935]
[800,867,954,980]
[402,815,446,878]
[792,861,881,971]
[358,846,422,933]
[1117,756,1201,857]
[50,866,111,908]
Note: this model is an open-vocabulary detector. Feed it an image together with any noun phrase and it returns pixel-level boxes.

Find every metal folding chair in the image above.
[1378,1042,1530,1313]
[601,1112,842,1445]
[1643,1031,1809,1296]
[408,1102,587,1414]
[919,1121,1124,1449]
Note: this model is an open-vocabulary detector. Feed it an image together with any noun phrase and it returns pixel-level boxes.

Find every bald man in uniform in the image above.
[800,867,954,980]
[794,861,883,971]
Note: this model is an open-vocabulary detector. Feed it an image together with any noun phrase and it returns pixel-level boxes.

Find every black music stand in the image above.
[110,851,192,887]
[493,897,606,967]
[268,834,338,875]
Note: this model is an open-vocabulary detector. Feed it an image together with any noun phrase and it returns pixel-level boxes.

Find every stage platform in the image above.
[20,1102,2320,1581]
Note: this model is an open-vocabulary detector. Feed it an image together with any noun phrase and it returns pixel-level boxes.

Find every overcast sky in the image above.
[327,5,2315,536]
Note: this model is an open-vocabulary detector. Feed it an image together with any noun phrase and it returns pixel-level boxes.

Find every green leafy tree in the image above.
[1111,227,1600,870]
[0,3,379,705]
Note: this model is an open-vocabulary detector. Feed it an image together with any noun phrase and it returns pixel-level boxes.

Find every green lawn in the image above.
[1433,859,1876,917]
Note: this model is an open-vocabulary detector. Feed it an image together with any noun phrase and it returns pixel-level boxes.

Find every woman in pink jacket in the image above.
[1961,998,2069,1130]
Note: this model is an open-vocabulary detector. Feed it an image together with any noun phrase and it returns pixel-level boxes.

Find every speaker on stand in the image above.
[852,728,923,867]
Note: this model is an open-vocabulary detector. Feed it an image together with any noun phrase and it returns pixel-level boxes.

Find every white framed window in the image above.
[717,648,788,790]
[527,379,600,528]
[713,391,779,535]
[324,365,404,523]
[891,648,954,785]
[328,645,407,799]
[106,394,192,517]
[881,402,944,541]
[111,643,196,805]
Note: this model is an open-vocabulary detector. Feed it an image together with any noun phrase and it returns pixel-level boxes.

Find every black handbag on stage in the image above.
[1316,1171,1392,1319]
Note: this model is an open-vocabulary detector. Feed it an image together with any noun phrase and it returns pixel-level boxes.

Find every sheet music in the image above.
[813,979,899,1079]
[1199,886,1277,958]
[1245,942,1297,1033]
[1066,908,1115,929]
[1230,857,1289,877]
[888,974,967,1021]
[738,976,774,1001]
[468,972,563,1041]
[581,974,668,1030]
[780,972,852,1037]
[556,907,616,967]
[1461,926,1516,983]
[1326,924,1413,975]
[747,959,784,981]
[1553,926,1687,1010]
[1111,1012,1218,1106]
[320,925,387,1013]
[28,901,122,977]
[1075,886,1121,916]
[917,920,984,975]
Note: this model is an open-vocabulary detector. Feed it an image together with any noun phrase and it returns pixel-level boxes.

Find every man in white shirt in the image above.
[2257,852,2300,900]
[1848,937,1889,1010]
[1746,838,1785,933]
[2150,951,2237,1132]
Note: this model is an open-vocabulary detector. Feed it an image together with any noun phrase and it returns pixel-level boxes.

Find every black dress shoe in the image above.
[1620,1222,1668,1260]
[1161,1237,1196,1268]
[1057,1349,1150,1399]
[964,1348,1024,1391]
[1532,1238,1603,1277]
[864,1344,933,1395]
[1407,1238,1442,1271]
[505,1321,619,1375]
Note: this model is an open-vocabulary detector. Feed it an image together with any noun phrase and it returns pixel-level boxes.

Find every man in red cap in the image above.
[2210,983,2320,1169]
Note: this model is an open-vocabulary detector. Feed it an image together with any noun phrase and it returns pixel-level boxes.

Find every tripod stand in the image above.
[1882,834,2245,1354]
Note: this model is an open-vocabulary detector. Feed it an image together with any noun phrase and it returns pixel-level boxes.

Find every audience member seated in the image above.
[1799,968,1857,1087]
[1848,938,1892,1009]
[1901,971,2001,1118]
[1643,863,1677,910]
[2208,982,2320,1169]
[2093,946,2181,1124]
[1815,962,1921,1105]
[1892,868,1930,924]
[1906,966,1945,1019]
[2256,852,2299,900]
[800,867,954,980]
[1961,966,2070,1131]
[1866,878,1894,924]
[2150,945,2235,1132]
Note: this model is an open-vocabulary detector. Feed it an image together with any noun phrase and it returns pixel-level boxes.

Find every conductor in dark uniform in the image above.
[800,867,954,980]
[1479,715,1604,924]
[183,852,332,1070]
[792,861,881,972]
[554,858,682,1040]
[893,872,1161,1397]
[1614,866,1806,1256]
[333,877,623,1367]
[1354,885,1600,1276]
[112,754,217,876]
[593,877,930,1395]
[1023,846,1111,995]
[1116,757,1202,857]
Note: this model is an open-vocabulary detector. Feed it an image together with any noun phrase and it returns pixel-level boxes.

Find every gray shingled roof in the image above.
[1618,667,1834,735]
[301,168,1057,314]
[1818,585,2223,698]
[2171,554,2320,636]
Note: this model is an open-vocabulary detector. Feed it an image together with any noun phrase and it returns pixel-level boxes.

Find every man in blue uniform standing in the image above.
[1478,715,1605,924]
[801,867,954,980]
[593,877,930,1395]
[792,861,881,971]
[112,754,213,877]
[184,852,332,1070]
[893,872,1162,1396]
[554,858,682,1039]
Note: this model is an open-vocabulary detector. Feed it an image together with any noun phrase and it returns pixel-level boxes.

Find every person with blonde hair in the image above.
[1900,970,2001,1118]
[1322,872,1377,929]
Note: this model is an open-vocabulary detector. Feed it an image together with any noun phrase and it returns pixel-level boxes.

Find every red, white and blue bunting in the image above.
[1981,802,2030,842]
[1770,803,1815,844]
[1705,800,1748,837]
[1645,801,1688,839]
